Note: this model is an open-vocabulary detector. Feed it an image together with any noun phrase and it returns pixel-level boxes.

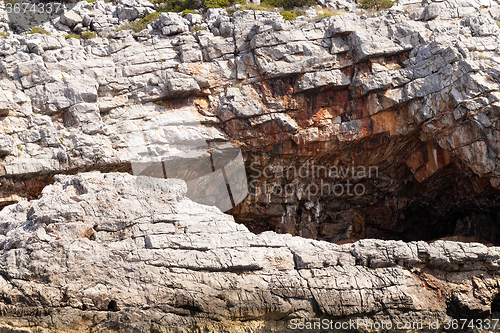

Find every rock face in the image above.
[0,0,500,246]
[0,0,500,329]
[0,172,499,332]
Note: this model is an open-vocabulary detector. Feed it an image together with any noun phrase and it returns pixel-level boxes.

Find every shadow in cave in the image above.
[492,294,500,314]
[387,163,500,245]
[232,160,500,245]
[391,207,500,245]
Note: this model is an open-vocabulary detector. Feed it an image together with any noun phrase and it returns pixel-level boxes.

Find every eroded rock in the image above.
[0,172,498,331]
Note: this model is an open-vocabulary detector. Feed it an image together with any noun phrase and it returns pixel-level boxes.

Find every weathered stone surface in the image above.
[1,0,499,242]
[295,69,351,92]
[0,135,14,156]
[0,4,499,331]
[115,0,154,21]
[0,172,499,331]
[159,12,189,36]
[60,11,83,28]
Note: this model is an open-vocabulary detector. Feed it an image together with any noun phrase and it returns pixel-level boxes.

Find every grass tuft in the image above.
[65,33,81,39]
[27,27,50,35]
[281,10,300,20]
[181,9,196,15]
[81,31,97,39]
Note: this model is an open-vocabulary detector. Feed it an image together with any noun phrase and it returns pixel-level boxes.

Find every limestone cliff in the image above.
[0,0,499,330]
[0,0,499,244]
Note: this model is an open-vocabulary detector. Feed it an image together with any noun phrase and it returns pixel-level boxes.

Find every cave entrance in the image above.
[387,207,500,245]
[491,294,500,314]
[231,161,500,245]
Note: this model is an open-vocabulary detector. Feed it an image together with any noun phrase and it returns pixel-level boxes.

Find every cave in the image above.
[492,294,500,314]
[230,148,500,245]
[108,300,119,312]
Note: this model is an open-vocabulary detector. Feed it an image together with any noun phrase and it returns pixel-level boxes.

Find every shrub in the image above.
[261,0,317,9]
[81,31,97,39]
[156,0,202,12]
[181,9,196,15]
[115,12,160,33]
[358,0,394,11]
[27,27,50,35]
[0,31,9,38]
[136,12,160,29]
[281,10,299,20]
[193,25,204,30]
[204,0,229,7]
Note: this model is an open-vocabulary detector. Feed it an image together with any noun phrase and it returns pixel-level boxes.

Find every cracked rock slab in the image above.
[0,172,498,331]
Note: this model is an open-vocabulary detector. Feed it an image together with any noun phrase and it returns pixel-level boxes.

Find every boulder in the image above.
[60,11,83,28]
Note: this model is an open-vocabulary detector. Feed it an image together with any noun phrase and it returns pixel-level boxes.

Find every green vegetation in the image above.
[181,9,197,15]
[115,12,160,33]
[497,21,500,28]
[0,31,9,38]
[193,25,204,31]
[110,0,322,21]
[240,3,275,10]
[143,0,319,16]
[17,143,23,151]
[65,33,81,39]
[280,10,300,20]
[204,0,229,8]
[261,0,317,9]
[155,0,245,11]
[358,0,394,10]
[156,0,201,12]
[81,31,97,39]
[85,0,97,2]
[27,27,50,35]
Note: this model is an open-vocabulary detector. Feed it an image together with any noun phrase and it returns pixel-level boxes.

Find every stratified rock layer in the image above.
[0,172,498,332]
[0,0,500,243]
